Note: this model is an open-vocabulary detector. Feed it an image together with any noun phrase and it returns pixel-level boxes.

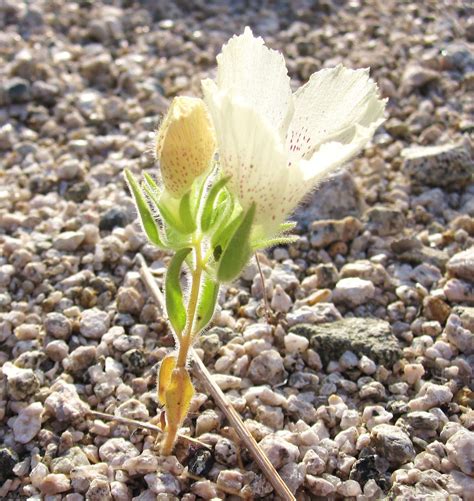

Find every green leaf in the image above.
[124,169,165,248]
[165,247,192,336]
[200,176,231,232]
[217,203,256,282]
[179,191,197,234]
[196,274,219,333]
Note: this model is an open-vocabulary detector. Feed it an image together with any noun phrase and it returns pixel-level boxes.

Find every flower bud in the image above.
[155,96,216,198]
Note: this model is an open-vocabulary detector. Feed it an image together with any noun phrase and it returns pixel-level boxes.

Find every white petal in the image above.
[286,65,386,163]
[203,82,293,232]
[293,119,385,203]
[212,27,293,135]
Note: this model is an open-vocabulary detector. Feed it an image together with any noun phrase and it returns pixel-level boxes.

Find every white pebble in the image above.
[12,402,43,444]
[271,284,292,313]
[403,363,425,385]
[284,333,309,354]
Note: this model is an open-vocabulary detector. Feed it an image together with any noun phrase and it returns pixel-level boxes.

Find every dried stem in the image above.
[137,253,296,501]
[88,410,207,448]
[255,252,272,321]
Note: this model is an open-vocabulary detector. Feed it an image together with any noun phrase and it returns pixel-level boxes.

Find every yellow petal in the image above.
[157,355,177,405]
[155,96,216,198]
[164,368,194,427]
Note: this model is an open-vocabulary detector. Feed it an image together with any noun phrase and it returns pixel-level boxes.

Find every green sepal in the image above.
[251,234,299,251]
[179,191,197,234]
[165,247,192,336]
[196,274,219,332]
[209,190,235,247]
[217,203,256,282]
[210,207,244,262]
[124,169,165,248]
[279,221,297,233]
[143,174,189,235]
[200,176,231,232]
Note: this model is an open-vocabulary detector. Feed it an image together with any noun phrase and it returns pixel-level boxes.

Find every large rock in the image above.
[447,247,474,282]
[309,216,362,248]
[365,206,406,237]
[247,350,287,386]
[402,140,473,189]
[371,424,416,466]
[391,238,448,270]
[290,318,401,368]
[293,171,365,225]
[446,429,474,476]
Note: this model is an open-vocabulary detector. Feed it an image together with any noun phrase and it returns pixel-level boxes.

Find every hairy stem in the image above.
[176,238,203,368]
[161,237,204,455]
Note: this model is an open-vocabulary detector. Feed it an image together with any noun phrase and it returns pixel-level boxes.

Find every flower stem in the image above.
[161,237,204,454]
[176,238,203,368]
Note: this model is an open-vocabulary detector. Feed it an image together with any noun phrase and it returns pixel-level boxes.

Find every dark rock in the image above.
[5,77,31,103]
[404,411,439,431]
[187,447,214,476]
[121,349,146,374]
[31,81,59,106]
[0,448,18,483]
[205,326,238,344]
[199,333,222,359]
[365,206,406,236]
[29,174,56,194]
[402,141,473,190]
[65,182,90,203]
[291,318,401,368]
[99,208,128,231]
[349,453,390,490]
[311,263,339,288]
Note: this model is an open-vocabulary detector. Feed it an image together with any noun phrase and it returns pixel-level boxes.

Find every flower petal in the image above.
[286,65,386,163]
[203,82,291,232]
[211,27,293,135]
[297,120,385,197]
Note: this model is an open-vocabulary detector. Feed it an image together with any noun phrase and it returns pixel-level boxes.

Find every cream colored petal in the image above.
[289,119,385,208]
[286,65,386,163]
[213,27,293,135]
[203,82,292,232]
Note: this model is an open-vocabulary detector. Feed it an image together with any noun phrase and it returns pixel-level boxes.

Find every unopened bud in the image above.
[155,96,216,198]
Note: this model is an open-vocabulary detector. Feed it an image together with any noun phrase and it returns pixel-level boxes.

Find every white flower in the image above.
[202,27,386,237]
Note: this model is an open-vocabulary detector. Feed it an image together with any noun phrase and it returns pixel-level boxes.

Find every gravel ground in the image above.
[0,0,473,499]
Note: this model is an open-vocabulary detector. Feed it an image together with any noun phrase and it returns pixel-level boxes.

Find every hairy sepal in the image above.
[124,169,166,248]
